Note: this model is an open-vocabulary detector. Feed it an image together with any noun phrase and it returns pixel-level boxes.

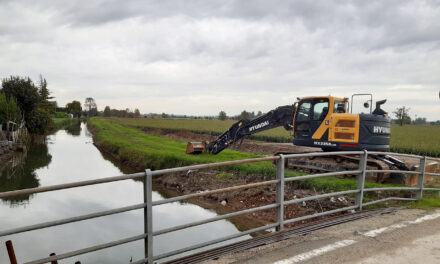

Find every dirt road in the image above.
[203,208,440,264]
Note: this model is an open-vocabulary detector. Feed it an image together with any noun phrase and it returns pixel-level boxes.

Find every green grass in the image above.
[101,117,292,143]
[216,172,234,180]
[52,118,79,130]
[88,118,291,176]
[406,197,440,210]
[390,125,440,157]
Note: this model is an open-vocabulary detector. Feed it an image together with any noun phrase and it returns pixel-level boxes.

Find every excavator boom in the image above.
[186,105,295,154]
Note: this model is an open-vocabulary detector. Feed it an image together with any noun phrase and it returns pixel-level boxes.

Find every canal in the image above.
[0,122,248,263]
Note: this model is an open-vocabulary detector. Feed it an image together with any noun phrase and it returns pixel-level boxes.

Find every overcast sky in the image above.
[1,0,439,120]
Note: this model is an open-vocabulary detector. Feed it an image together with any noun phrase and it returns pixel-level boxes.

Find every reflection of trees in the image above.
[64,122,81,136]
[0,144,52,205]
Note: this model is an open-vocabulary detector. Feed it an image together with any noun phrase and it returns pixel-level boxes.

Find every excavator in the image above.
[186,94,391,154]
[185,94,423,183]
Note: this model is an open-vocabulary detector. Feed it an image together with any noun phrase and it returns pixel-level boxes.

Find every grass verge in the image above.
[88,118,292,176]
[406,197,440,210]
[52,118,79,130]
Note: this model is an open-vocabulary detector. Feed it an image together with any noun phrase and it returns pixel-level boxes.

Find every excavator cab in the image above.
[293,95,390,151]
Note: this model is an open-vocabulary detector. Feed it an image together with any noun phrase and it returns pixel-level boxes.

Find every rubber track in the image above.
[164,207,400,264]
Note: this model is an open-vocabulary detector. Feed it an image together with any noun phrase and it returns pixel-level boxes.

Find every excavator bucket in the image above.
[186,142,206,154]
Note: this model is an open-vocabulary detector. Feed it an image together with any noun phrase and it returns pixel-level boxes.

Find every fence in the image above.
[1,150,440,264]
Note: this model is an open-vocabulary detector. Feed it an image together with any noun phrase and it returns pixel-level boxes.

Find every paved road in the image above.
[204,209,440,264]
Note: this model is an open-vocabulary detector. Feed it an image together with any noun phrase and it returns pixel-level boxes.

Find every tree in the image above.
[0,93,22,125]
[218,111,227,120]
[84,97,98,117]
[38,75,52,101]
[256,111,263,117]
[414,117,427,125]
[1,76,39,117]
[393,106,411,126]
[103,106,111,117]
[1,76,54,134]
[161,112,169,118]
[134,108,141,118]
[66,101,82,117]
[238,110,251,120]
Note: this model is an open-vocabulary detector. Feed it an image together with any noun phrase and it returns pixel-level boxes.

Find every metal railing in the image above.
[1,151,440,263]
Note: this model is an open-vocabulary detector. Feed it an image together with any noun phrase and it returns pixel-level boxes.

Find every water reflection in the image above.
[0,144,51,205]
[64,121,81,136]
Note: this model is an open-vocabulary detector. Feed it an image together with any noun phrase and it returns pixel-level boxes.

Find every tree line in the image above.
[0,75,99,136]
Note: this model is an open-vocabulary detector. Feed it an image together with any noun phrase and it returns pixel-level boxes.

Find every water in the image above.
[0,123,247,263]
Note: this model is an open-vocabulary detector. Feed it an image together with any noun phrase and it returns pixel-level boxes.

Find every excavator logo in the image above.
[249,121,269,132]
[373,126,390,134]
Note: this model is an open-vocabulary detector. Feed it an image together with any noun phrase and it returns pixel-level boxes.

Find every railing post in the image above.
[356,150,368,211]
[416,156,426,200]
[5,240,18,264]
[144,169,153,263]
[276,154,285,232]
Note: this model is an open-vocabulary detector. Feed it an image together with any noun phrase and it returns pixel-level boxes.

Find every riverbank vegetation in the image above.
[0,75,89,145]
[89,118,400,193]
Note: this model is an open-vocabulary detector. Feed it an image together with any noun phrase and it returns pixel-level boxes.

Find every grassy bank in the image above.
[88,118,403,194]
[88,118,283,176]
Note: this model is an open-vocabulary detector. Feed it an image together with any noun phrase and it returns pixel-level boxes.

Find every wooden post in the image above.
[5,240,18,264]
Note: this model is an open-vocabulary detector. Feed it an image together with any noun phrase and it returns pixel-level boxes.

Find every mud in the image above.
[155,169,353,227]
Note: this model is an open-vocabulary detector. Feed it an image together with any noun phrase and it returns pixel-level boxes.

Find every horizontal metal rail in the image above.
[366,169,420,174]
[154,203,279,236]
[369,151,423,159]
[284,190,359,206]
[150,156,280,177]
[0,203,146,237]
[282,151,364,159]
[0,172,146,199]
[363,197,417,207]
[424,172,440,176]
[363,187,419,192]
[153,180,278,206]
[285,170,361,182]
[24,233,147,264]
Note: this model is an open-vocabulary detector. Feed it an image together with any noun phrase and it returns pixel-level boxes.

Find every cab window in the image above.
[334,101,346,113]
[312,100,329,121]
[296,102,311,121]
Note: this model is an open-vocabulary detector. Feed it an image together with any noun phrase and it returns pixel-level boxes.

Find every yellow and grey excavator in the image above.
[186,94,391,155]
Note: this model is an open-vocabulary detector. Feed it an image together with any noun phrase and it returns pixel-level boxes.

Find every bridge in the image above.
[1,150,439,263]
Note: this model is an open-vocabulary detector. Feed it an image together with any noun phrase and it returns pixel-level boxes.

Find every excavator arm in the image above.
[186,105,295,154]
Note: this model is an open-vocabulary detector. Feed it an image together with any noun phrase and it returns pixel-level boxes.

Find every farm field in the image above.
[101,117,440,157]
